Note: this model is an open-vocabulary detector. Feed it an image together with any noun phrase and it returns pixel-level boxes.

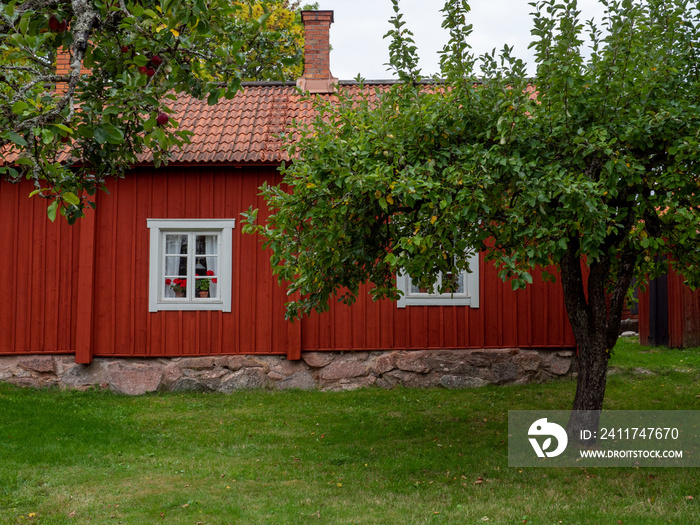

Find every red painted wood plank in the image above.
[545,272,561,346]
[482,261,500,347]
[352,284,368,350]
[60,220,78,352]
[455,303,468,348]
[474,253,486,347]
[227,171,242,354]
[17,190,36,351]
[113,176,137,355]
[525,274,539,346]
[29,197,46,352]
[255,170,275,354]
[426,307,443,348]
[333,301,353,350]
[0,182,18,352]
[134,174,151,353]
[319,305,334,349]
[379,299,395,349]
[392,304,407,349]
[286,293,302,360]
[407,307,427,349]
[301,312,318,350]
[501,281,518,348]
[92,176,118,355]
[75,207,97,363]
[237,173,259,353]
[43,210,60,352]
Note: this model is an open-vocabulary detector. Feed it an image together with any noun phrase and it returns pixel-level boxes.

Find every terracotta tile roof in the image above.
[168,83,300,164]
[1,81,393,167]
[165,81,390,165]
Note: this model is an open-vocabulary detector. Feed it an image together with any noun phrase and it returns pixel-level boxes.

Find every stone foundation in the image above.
[0,349,576,395]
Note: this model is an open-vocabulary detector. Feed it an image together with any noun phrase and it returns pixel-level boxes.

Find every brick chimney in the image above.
[55,49,90,94]
[297,10,338,94]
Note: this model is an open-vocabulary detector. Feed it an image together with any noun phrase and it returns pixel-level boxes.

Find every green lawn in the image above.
[0,338,697,524]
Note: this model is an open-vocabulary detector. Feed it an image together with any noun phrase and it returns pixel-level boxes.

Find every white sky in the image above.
[316,0,608,80]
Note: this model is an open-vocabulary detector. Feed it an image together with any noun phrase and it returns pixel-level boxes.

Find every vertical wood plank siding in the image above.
[2,166,576,358]
[0,180,79,354]
[88,165,296,357]
[301,255,575,351]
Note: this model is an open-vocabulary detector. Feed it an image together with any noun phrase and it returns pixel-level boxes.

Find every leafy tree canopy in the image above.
[0,0,302,222]
[246,0,700,414]
[235,0,314,81]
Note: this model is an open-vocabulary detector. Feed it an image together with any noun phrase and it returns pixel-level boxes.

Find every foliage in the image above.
[0,0,300,223]
[234,0,311,81]
[166,277,187,294]
[244,0,700,412]
[247,0,700,317]
[196,269,216,291]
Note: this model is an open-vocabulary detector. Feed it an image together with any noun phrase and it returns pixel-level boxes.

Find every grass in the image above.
[0,338,697,524]
[610,336,700,372]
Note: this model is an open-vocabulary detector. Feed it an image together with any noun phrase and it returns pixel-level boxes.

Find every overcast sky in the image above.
[316,0,608,80]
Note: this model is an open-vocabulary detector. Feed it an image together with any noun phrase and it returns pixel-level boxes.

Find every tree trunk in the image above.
[570,337,609,412]
[558,244,637,442]
[566,335,609,444]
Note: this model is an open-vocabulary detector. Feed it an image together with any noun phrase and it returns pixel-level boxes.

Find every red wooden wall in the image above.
[639,266,700,348]
[302,259,574,350]
[89,165,295,359]
[1,165,576,361]
[0,180,82,355]
[670,271,700,348]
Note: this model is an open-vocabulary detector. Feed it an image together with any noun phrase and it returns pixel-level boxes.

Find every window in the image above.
[147,219,235,312]
[396,252,479,308]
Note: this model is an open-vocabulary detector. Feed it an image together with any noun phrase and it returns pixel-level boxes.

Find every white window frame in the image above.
[147,219,235,312]
[396,252,480,308]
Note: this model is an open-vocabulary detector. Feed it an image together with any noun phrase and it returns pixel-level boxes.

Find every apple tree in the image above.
[0,0,295,222]
[245,0,700,417]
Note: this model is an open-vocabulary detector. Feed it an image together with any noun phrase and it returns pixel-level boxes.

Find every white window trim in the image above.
[147,219,235,312]
[396,252,480,308]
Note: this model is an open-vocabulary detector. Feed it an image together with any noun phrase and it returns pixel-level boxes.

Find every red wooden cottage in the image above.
[0,11,578,393]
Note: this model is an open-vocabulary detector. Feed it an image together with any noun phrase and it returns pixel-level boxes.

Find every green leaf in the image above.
[207,89,221,106]
[143,118,157,132]
[3,131,27,147]
[41,129,53,144]
[11,100,28,114]
[47,200,58,222]
[83,46,95,69]
[93,126,108,144]
[257,11,272,26]
[62,192,80,206]
[103,124,124,145]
